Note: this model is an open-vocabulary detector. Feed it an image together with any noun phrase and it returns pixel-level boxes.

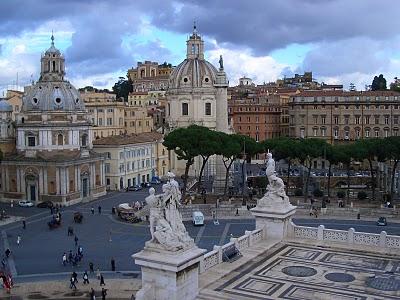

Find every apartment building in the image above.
[289,90,400,143]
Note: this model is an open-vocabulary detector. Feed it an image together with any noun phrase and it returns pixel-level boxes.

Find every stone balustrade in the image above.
[288,220,400,249]
[199,228,264,273]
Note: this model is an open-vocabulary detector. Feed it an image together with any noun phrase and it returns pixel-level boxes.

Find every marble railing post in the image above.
[379,231,387,248]
[348,228,355,244]
[317,225,325,240]
[213,245,222,264]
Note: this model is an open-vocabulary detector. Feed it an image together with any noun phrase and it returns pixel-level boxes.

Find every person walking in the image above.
[91,207,95,215]
[22,220,26,229]
[89,262,94,273]
[90,288,96,300]
[69,276,77,290]
[83,271,89,284]
[98,206,102,214]
[62,253,67,266]
[68,250,73,264]
[110,258,115,271]
[99,274,105,286]
[16,236,21,245]
[101,288,107,300]
[72,271,78,284]
[74,235,79,247]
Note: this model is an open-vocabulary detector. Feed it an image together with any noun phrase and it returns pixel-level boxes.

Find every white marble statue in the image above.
[258,152,291,207]
[145,173,194,251]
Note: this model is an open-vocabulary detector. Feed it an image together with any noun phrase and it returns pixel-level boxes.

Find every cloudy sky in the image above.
[0,0,399,94]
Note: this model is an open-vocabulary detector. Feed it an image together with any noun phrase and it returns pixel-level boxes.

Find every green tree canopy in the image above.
[112,76,133,101]
[371,74,387,91]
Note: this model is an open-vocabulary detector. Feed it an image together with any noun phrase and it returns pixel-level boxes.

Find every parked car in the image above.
[150,179,161,185]
[128,185,142,191]
[141,182,151,188]
[377,217,387,226]
[19,200,34,207]
[37,201,53,208]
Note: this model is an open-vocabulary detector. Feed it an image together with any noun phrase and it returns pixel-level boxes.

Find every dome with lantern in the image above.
[168,25,219,90]
[21,34,85,113]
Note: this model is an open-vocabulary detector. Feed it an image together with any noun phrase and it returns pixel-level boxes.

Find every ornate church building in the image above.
[0,36,106,205]
[166,26,229,184]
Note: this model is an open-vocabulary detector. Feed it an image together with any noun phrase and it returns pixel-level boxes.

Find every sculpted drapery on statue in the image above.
[259,152,291,207]
[145,172,194,251]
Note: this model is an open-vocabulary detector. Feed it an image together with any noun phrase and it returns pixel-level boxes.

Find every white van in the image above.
[192,211,204,226]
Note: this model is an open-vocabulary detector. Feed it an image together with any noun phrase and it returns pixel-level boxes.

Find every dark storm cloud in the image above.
[152,0,400,55]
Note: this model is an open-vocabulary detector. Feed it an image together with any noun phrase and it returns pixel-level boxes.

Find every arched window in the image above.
[140,69,145,78]
[52,61,56,72]
[57,134,63,145]
[151,70,155,77]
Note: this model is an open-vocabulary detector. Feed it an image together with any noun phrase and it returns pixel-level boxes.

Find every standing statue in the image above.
[219,55,224,69]
[144,172,194,251]
[259,152,290,206]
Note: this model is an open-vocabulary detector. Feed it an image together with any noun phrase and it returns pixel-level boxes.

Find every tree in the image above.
[325,144,340,197]
[390,77,400,92]
[238,135,261,196]
[112,76,132,101]
[333,143,356,205]
[371,74,387,91]
[349,83,356,91]
[355,138,386,201]
[215,133,242,196]
[192,126,220,193]
[163,126,201,201]
[383,136,400,200]
[296,138,327,201]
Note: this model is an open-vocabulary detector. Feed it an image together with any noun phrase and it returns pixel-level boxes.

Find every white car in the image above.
[18,200,34,207]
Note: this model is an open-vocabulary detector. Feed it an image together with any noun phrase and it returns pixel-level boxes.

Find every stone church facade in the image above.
[0,36,106,206]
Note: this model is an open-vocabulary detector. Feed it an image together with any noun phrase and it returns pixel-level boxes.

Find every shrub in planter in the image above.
[357,191,367,200]
[313,189,324,197]
[294,189,303,197]
[337,191,345,199]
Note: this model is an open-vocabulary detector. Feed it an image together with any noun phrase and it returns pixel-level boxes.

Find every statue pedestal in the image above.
[133,246,206,300]
[251,197,296,241]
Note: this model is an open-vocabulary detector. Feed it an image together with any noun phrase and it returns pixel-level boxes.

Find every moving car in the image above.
[128,185,142,191]
[37,201,53,208]
[377,216,387,226]
[18,200,34,207]
[192,211,204,226]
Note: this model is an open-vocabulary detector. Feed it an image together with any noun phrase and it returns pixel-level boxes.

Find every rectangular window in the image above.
[334,116,339,124]
[394,116,399,125]
[385,115,389,125]
[321,116,326,124]
[321,128,326,136]
[364,116,370,124]
[344,116,349,125]
[105,163,110,173]
[28,136,36,147]
[98,118,103,126]
[375,116,380,125]
[205,103,211,116]
[334,129,338,138]
[355,116,360,125]
[182,103,188,116]
[365,130,370,138]
[313,128,318,136]
[375,130,379,137]
[313,115,318,124]
[107,118,112,126]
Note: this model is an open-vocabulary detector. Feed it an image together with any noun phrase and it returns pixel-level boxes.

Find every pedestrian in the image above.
[98,206,102,214]
[109,230,112,242]
[74,235,79,247]
[91,207,95,215]
[89,262,94,273]
[62,253,67,266]
[72,271,78,283]
[100,274,105,286]
[22,220,26,229]
[83,271,89,284]
[69,276,77,290]
[110,258,115,271]
[5,249,10,258]
[90,288,96,300]
[101,288,107,300]
[16,235,21,245]
[68,250,73,263]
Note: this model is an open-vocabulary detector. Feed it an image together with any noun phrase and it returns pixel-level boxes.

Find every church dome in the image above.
[169,59,218,89]
[0,98,13,112]
[21,35,85,112]
[23,81,84,112]
[168,25,218,89]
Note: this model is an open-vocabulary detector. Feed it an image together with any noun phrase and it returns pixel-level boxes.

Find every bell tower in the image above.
[40,34,65,82]
[186,23,205,60]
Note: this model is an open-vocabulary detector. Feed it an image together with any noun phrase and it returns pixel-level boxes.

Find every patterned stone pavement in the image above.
[198,242,400,299]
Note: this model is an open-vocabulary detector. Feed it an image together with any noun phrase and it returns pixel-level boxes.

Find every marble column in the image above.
[1,166,7,192]
[56,167,60,195]
[39,167,44,195]
[43,169,48,194]
[16,169,21,193]
[65,167,69,193]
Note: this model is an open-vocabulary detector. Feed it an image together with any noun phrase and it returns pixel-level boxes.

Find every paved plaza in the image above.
[199,242,400,299]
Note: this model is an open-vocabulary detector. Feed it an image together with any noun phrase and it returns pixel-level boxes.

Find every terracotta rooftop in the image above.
[93,132,163,146]
[296,90,400,97]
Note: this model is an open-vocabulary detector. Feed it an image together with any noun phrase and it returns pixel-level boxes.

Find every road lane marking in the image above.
[219,223,230,246]
[195,226,206,244]
[2,230,17,276]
